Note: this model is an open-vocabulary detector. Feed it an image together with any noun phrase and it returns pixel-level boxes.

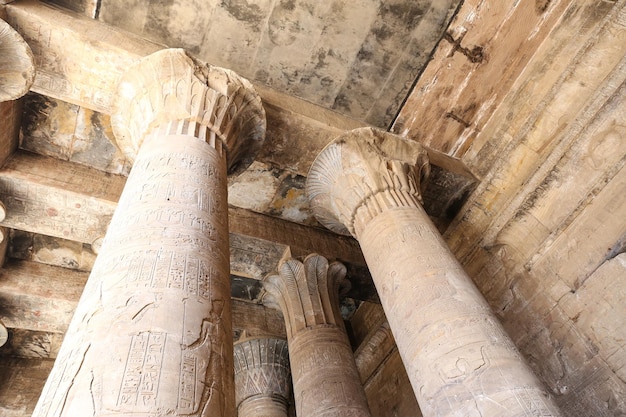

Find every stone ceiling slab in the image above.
[95,0,461,127]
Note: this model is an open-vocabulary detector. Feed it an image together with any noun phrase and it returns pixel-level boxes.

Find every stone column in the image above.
[306,127,562,417]
[32,49,265,417]
[234,337,291,416]
[0,18,35,102]
[263,254,372,417]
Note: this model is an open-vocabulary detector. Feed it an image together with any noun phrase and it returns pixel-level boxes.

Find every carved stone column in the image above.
[306,127,562,417]
[264,254,372,417]
[32,49,265,417]
[234,337,291,416]
[0,18,35,102]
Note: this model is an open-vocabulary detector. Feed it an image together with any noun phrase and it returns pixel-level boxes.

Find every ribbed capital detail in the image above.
[263,254,349,339]
[234,337,291,409]
[111,48,266,175]
[306,127,429,238]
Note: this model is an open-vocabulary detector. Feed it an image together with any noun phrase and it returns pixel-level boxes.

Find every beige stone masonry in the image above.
[234,337,291,417]
[32,49,265,417]
[306,127,563,417]
[0,18,34,102]
[264,254,372,417]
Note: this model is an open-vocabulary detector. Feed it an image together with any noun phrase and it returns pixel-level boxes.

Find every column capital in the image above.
[306,127,430,237]
[0,19,35,102]
[111,48,266,175]
[233,337,291,410]
[263,254,350,339]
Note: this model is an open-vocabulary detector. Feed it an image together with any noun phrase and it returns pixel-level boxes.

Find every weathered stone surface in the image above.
[264,255,372,417]
[234,337,291,417]
[436,3,626,414]
[4,0,477,229]
[0,357,54,417]
[0,259,87,334]
[0,150,121,245]
[9,230,97,271]
[351,304,420,416]
[307,127,430,237]
[0,327,64,359]
[31,49,267,417]
[307,128,563,417]
[97,0,460,126]
[0,318,7,347]
[0,0,623,416]
[43,0,98,17]
[392,0,576,155]
[20,93,131,175]
[33,135,235,417]
[0,96,20,166]
[364,349,421,417]
[18,91,475,231]
[0,18,34,102]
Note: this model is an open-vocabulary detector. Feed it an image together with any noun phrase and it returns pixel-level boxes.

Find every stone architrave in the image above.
[264,254,372,417]
[234,337,291,417]
[306,127,563,417]
[0,18,35,101]
[31,49,265,417]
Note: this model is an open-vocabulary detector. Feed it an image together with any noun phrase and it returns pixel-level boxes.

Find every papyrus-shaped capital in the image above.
[112,48,266,175]
[306,127,429,237]
[263,254,349,339]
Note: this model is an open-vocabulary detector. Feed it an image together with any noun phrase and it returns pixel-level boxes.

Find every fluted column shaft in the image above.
[306,127,562,417]
[264,255,372,417]
[32,49,265,417]
[234,337,291,417]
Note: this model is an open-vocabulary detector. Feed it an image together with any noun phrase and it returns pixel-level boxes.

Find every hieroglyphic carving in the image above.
[118,332,166,407]
[0,18,35,102]
[32,130,236,417]
[233,337,291,416]
[306,127,563,417]
[111,49,266,175]
[290,327,372,417]
[264,255,372,417]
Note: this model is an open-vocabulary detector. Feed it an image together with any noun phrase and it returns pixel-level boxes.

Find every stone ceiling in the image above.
[52,0,461,128]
